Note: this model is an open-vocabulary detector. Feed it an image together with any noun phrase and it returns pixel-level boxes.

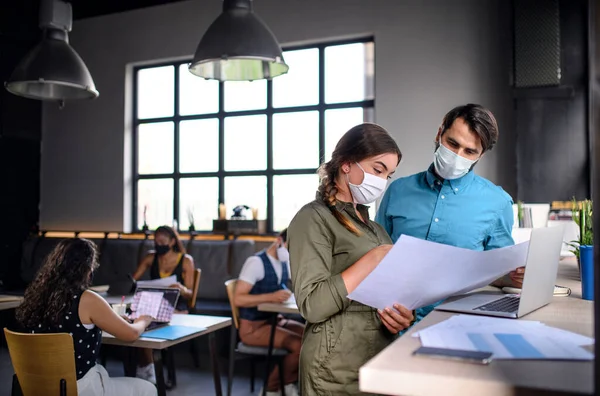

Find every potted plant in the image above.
[517,200,524,227]
[141,205,150,234]
[568,198,593,272]
[187,207,196,233]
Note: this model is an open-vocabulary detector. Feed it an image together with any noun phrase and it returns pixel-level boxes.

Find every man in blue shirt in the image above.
[376,103,524,327]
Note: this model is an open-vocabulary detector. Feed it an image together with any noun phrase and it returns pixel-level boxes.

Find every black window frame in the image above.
[132,36,375,234]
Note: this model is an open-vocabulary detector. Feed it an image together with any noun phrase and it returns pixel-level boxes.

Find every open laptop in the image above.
[129,286,180,331]
[435,225,564,319]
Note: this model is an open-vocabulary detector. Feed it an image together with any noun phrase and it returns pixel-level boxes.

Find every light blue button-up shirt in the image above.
[375,164,515,328]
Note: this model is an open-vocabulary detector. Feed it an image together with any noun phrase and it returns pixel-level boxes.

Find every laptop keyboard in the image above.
[473,295,520,313]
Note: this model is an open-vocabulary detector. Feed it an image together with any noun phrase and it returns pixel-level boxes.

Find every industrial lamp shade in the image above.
[6,30,98,101]
[5,0,98,102]
[189,0,289,81]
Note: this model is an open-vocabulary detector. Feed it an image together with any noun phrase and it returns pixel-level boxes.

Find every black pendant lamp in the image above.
[5,0,98,103]
[189,0,289,81]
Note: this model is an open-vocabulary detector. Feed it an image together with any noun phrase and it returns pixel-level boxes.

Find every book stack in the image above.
[549,201,575,221]
[518,206,533,228]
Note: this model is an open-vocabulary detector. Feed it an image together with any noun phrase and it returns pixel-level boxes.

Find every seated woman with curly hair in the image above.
[15,238,157,396]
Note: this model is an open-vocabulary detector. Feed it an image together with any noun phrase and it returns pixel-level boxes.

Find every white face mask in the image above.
[433,143,478,180]
[276,245,290,262]
[347,162,388,204]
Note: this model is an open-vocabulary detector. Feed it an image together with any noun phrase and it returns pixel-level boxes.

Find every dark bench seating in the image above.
[20,235,256,316]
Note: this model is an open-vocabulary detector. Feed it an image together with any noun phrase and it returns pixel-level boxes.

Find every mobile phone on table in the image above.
[412,346,493,365]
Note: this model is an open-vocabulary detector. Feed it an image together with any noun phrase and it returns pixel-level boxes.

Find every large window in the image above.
[133,38,374,233]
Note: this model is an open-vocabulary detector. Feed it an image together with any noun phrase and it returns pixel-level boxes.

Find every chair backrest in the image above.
[224,279,240,329]
[4,328,78,396]
[188,268,202,309]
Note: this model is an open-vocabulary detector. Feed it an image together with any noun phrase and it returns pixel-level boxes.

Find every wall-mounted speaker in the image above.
[514,0,561,87]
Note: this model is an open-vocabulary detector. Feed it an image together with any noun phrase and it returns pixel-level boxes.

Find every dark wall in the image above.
[0,2,42,289]
[515,0,591,202]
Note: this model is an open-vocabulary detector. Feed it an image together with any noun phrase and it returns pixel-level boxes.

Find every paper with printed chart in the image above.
[415,315,594,360]
[347,235,529,310]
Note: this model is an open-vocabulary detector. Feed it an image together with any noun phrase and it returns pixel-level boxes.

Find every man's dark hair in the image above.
[279,228,288,243]
[441,104,499,153]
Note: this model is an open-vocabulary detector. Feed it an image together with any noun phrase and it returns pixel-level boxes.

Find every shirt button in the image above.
[434,218,439,222]
[454,188,459,191]
[441,195,445,199]
[436,181,441,185]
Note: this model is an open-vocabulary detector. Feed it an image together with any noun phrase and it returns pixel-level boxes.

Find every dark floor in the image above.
[0,340,267,396]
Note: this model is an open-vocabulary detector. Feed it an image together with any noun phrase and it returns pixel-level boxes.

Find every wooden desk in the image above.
[257,301,300,396]
[257,301,299,315]
[0,295,23,311]
[98,293,134,306]
[103,314,231,396]
[359,259,594,395]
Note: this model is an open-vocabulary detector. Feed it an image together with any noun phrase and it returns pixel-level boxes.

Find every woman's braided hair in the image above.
[317,123,401,235]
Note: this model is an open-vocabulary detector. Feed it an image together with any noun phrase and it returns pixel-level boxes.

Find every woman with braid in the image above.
[288,123,415,395]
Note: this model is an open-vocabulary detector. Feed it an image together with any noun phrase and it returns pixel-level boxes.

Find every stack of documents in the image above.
[348,235,529,310]
[413,315,594,360]
[137,275,177,288]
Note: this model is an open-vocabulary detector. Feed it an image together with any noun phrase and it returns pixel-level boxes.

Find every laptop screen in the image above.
[129,286,180,323]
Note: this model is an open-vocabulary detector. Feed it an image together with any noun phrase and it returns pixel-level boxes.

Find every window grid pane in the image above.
[137,66,174,119]
[138,179,174,229]
[273,174,319,231]
[224,176,267,220]
[179,177,220,231]
[224,115,267,171]
[134,40,374,232]
[179,64,219,116]
[273,111,319,169]
[137,122,174,175]
[179,119,219,173]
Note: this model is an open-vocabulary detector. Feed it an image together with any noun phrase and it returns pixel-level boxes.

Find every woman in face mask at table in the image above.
[133,226,195,304]
[132,225,195,383]
[287,123,415,396]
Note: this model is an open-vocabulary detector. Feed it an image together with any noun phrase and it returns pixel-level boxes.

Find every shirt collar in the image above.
[425,163,475,193]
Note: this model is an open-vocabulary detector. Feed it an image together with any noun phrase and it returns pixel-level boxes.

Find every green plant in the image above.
[567,198,593,259]
[517,200,524,227]
[187,207,195,231]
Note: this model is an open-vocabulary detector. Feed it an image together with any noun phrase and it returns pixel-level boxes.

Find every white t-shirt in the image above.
[238,253,290,286]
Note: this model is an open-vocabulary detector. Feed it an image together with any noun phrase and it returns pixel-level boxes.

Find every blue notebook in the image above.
[142,325,207,340]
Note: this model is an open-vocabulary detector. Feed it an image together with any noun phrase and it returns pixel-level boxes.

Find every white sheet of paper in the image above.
[413,315,594,347]
[419,330,593,360]
[412,315,542,338]
[347,235,529,310]
[285,293,296,305]
[136,275,177,288]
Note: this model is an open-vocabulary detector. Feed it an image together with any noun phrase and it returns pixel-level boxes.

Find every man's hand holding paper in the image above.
[347,235,529,311]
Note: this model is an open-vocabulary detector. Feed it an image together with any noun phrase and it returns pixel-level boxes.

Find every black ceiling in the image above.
[1,0,187,39]
[69,0,188,20]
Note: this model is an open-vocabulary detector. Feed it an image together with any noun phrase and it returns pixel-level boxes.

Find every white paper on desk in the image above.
[285,294,296,305]
[136,275,177,288]
[413,315,594,346]
[419,329,593,360]
[347,235,529,310]
[412,315,542,338]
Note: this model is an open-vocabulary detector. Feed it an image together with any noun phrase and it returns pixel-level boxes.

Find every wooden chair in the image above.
[163,268,203,387]
[188,268,202,311]
[4,328,77,396]
[224,279,288,396]
[187,268,203,368]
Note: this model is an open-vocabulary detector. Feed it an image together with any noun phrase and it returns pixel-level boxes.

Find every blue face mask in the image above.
[433,143,478,180]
